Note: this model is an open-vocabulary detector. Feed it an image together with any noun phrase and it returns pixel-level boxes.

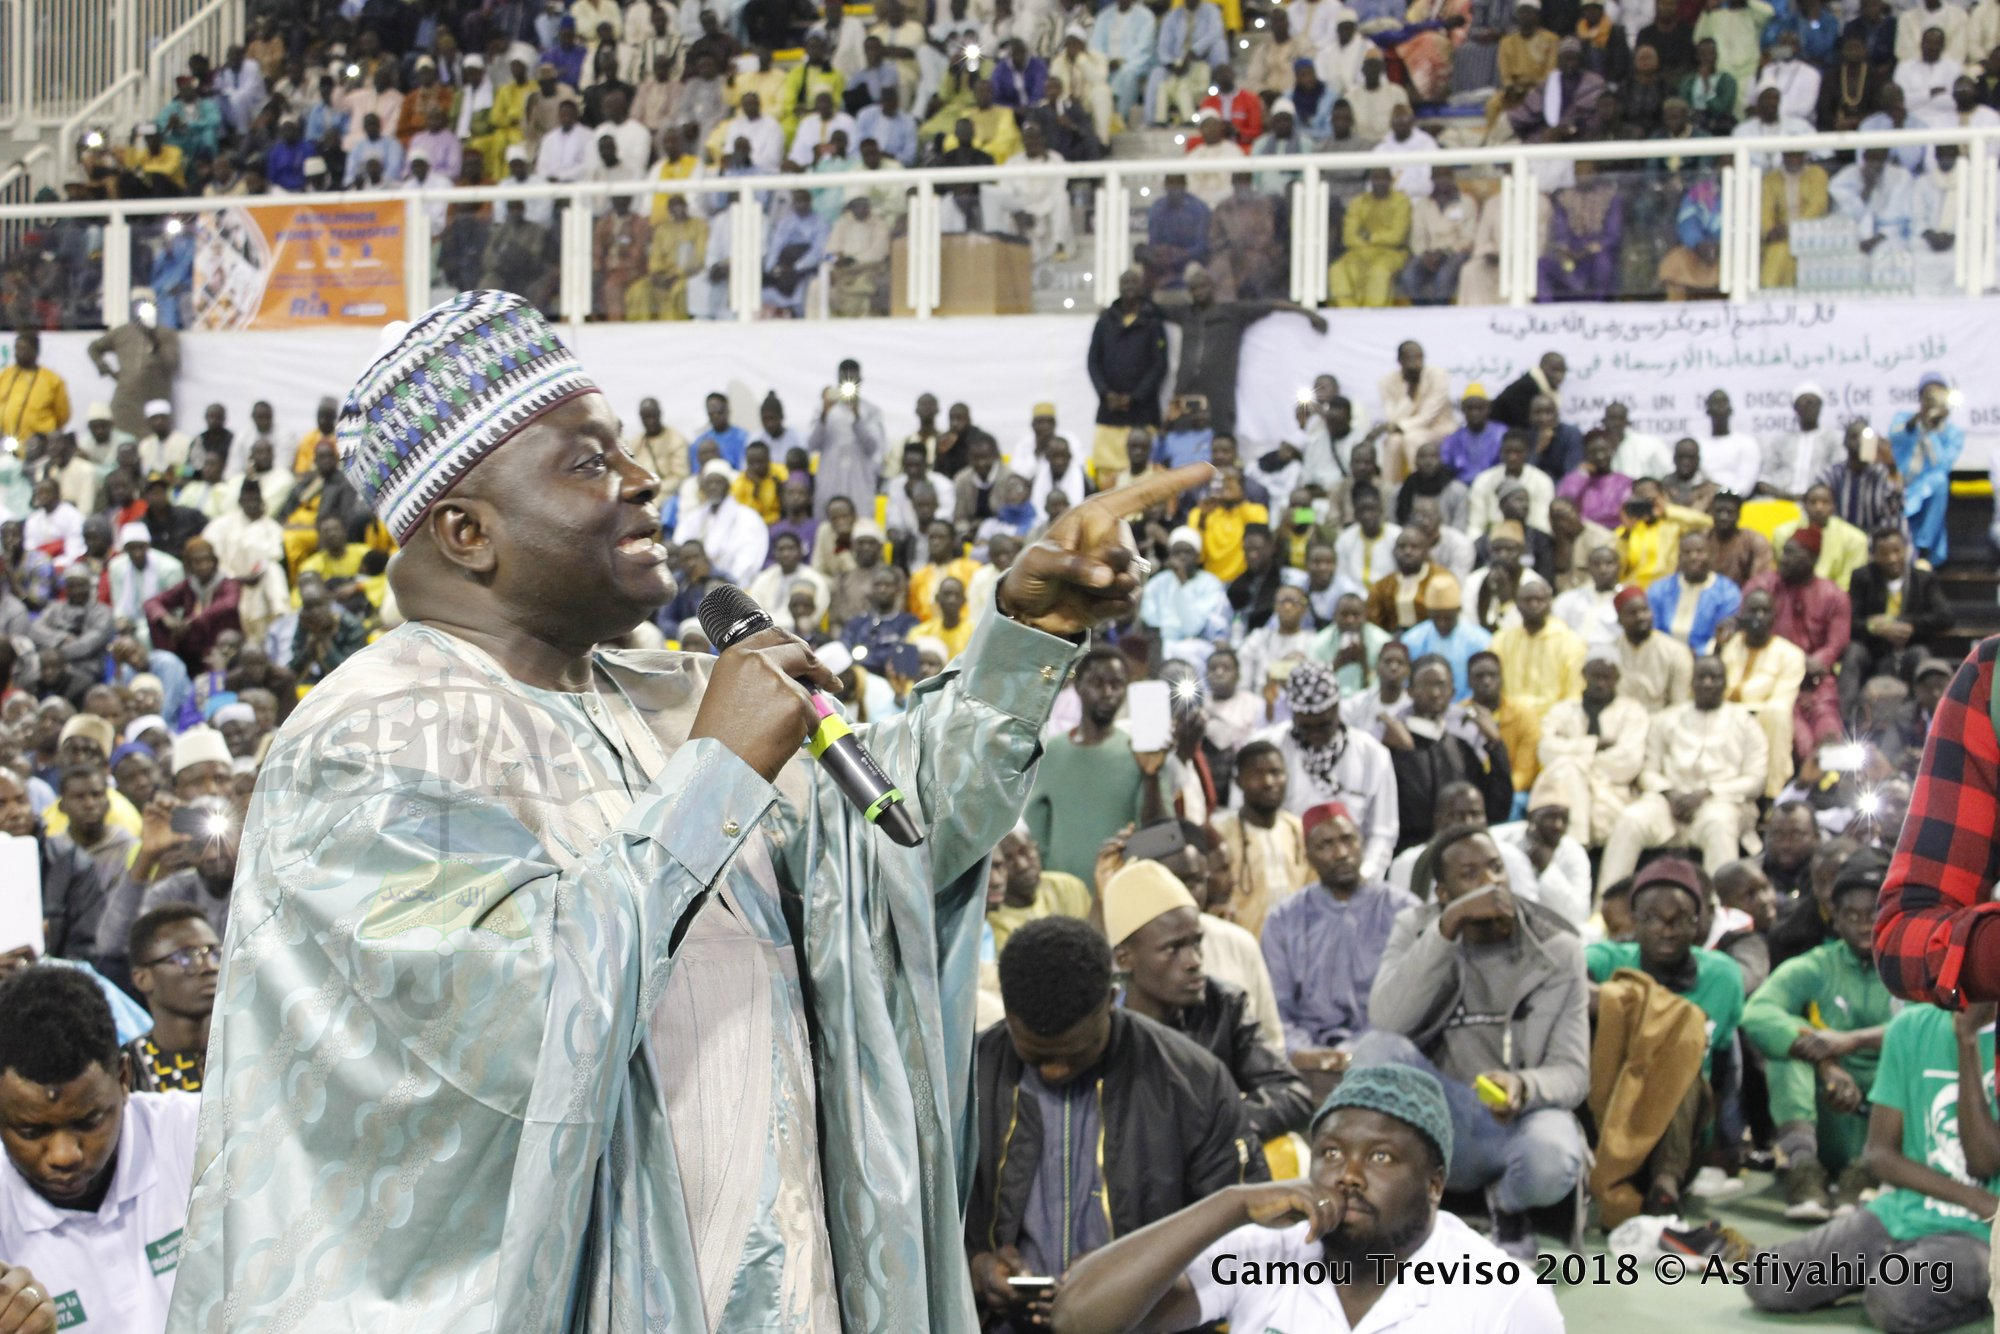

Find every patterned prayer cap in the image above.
[1312,1063,1454,1167]
[1285,661,1341,714]
[337,290,599,544]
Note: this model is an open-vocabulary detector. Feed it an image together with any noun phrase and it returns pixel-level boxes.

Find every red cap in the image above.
[1303,801,1353,835]
[1612,584,1647,612]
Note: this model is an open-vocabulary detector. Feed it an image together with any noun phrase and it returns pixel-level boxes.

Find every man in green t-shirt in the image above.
[1585,858,1743,1216]
[1740,847,1895,1222]
[1023,647,1169,883]
[1745,1001,1997,1332]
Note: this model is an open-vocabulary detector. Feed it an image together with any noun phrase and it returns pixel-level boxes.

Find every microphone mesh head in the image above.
[697,584,771,649]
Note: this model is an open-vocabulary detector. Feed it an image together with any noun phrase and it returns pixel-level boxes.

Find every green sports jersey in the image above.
[1866,1004,2000,1243]
[1586,940,1744,1076]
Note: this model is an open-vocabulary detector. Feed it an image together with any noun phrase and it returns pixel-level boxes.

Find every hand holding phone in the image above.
[1126,679,1173,753]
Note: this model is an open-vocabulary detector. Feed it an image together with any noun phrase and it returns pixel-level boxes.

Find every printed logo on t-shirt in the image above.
[1922,1067,2000,1223]
[147,1226,184,1276]
[53,1290,84,1329]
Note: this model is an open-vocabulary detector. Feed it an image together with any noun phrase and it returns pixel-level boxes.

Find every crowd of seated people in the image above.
[9,0,2000,328]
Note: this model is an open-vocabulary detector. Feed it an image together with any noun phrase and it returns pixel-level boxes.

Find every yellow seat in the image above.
[1738,497,1801,543]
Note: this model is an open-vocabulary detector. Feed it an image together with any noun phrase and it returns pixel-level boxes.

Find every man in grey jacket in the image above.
[1353,822,1590,1261]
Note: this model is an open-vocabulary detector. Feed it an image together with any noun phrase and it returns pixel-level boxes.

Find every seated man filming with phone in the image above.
[1048,1064,1565,1334]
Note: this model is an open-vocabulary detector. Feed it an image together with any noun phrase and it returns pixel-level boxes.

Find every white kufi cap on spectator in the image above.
[171,725,232,776]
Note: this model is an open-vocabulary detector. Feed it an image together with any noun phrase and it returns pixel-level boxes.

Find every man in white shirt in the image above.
[1050,1063,1565,1334]
[1757,381,1842,501]
[716,90,786,172]
[1490,804,1592,927]
[1598,656,1768,888]
[1371,102,1439,196]
[746,529,830,620]
[1553,543,1623,649]
[1603,401,1672,480]
[596,88,654,174]
[1731,85,1813,167]
[1336,487,1401,590]
[1893,27,1962,121]
[787,91,858,168]
[0,964,203,1334]
[1252,664,1399,879]
[1347,50,1410,143]
[136,400,192,480]
[1696,388,1761,497]
[671,461,769,584]
[1897,0,1969,65]
[1751,34,1821,123]
[532,95,593,182]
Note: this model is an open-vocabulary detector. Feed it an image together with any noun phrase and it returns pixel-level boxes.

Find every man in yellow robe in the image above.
[1329,170,1410,307]
[1760,151,1830,288]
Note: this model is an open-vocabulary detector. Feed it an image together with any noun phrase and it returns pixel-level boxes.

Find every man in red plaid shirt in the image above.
[1879,637,2000,1006]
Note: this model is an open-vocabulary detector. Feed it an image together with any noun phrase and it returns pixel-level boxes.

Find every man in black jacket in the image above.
[1101,857,1312,1140]
[1839,524,1953,717]
[1085,268,1169,489]
[1488,350,1566,431]
[967,916,1267,1322]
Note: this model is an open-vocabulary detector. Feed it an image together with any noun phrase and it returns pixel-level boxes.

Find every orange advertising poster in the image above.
[192,203,406,330]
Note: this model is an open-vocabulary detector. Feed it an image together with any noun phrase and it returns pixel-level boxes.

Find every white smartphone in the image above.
[1127,680,1173,753]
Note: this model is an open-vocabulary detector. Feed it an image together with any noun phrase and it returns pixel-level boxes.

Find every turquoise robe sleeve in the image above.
[168,734,780,1332]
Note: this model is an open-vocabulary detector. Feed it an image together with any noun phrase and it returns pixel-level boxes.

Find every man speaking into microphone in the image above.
[166,290,1211,1334]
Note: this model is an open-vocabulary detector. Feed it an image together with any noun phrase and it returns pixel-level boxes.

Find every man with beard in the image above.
[169,290,1214,1332]
[1587,859,1745,1217]
[1360,824,1589,1260]
[1597,657,1766,889]
[1262,803,1416,1069]
[1608,582,1693,712]
[1103,858,1313,1139]
[1048,1063,1564,1333]
[1250,663,1398,879]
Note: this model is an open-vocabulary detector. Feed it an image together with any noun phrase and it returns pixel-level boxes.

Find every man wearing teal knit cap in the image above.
[164,291,1217,1334]
[1052,1064,1566,1332]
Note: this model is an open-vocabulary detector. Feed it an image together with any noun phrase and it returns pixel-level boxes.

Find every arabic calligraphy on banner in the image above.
[1236,299,2000,465]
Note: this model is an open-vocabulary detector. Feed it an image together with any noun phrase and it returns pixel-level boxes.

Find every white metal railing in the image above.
[56,69,142,191]
[141,0,239,132]
[0,0,225,131]
[1,124,1996,327]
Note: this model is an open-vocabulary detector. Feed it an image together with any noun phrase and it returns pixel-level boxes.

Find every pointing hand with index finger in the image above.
[997,462,1215,637]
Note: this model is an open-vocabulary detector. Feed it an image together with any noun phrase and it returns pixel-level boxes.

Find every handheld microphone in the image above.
[697,585,926,848]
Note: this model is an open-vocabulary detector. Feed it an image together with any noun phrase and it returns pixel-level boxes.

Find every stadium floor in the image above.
[1545,1172,1988,1332]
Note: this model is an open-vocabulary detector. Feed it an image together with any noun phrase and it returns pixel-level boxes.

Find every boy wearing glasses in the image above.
[122,907,220,1094]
